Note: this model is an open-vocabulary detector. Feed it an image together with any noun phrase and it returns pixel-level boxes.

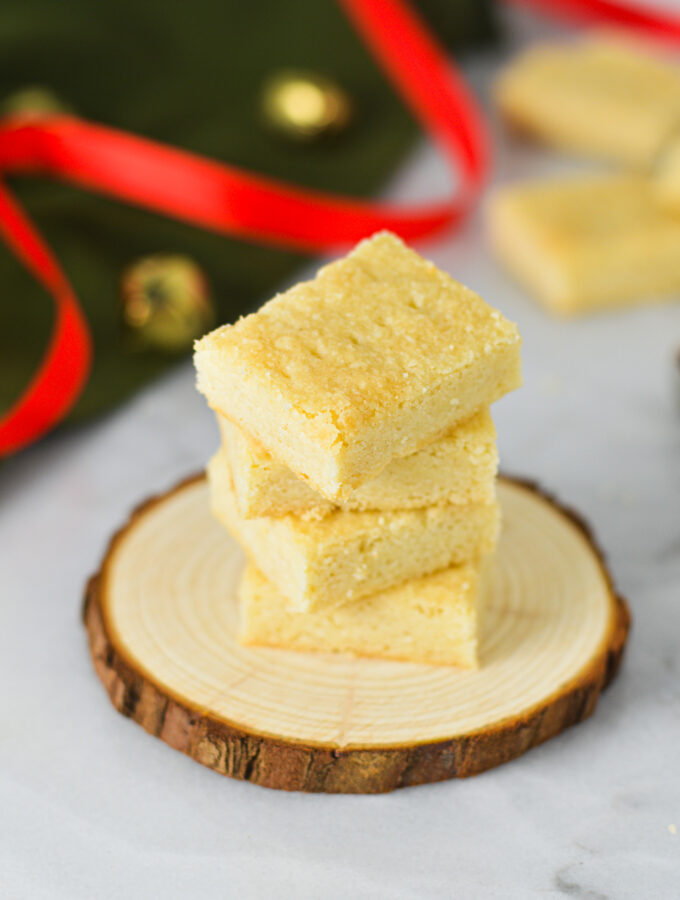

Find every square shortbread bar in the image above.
[239,561,487,668]
[495,36,680,169]
[488,174,680,315]
[196,232,520,501]
[208,450,499,612]
[218,409,498,519]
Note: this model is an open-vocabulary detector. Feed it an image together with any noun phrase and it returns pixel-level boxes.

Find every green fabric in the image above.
[0,0,496,428]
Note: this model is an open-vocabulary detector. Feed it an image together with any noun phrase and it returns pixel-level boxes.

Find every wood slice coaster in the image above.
[83,475,630,794]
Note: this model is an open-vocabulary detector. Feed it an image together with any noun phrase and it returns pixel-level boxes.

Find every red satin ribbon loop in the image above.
[3,0,680,457]
[0,0,488,457]
[0,183,91,455]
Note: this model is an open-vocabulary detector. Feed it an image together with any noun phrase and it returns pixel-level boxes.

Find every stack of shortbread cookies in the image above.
[195,232,521,667]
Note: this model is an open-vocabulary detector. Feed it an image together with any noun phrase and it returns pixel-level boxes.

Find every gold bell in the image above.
[1,86,74,119]
[120,255,215,353]
[260,70,353,141]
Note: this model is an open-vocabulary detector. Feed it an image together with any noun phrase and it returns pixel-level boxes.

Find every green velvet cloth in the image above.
[0,0,495,429]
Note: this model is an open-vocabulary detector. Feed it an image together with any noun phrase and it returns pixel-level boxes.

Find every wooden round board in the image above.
[83,475,630,794]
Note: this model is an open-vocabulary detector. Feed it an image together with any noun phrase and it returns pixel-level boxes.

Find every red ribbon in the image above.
[507,0,680,41]
[0,182,91,455]
[1,0,679,456]
[0,0,488,457]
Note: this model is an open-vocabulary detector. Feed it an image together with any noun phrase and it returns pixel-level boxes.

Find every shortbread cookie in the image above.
[239,560,487,668]
[196,231,520,501]
[219,410,497,519]
[496,36,680,168]
[488,174,680,314]
[208,450,499,612]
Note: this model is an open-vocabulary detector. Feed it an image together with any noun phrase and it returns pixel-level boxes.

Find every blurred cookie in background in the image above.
[495,34,680,170]
[488,173,680,315]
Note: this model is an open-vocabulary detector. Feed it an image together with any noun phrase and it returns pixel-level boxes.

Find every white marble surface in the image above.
[2,13,680,900]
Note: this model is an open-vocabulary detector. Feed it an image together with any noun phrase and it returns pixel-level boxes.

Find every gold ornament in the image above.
[1,86,74,119]
[120,255,215,353]
[260,70,353,141]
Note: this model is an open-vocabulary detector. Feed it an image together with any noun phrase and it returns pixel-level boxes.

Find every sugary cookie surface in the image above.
[199,232,517,429]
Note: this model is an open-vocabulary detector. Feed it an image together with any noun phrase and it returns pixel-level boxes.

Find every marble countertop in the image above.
[2,12,680,899]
